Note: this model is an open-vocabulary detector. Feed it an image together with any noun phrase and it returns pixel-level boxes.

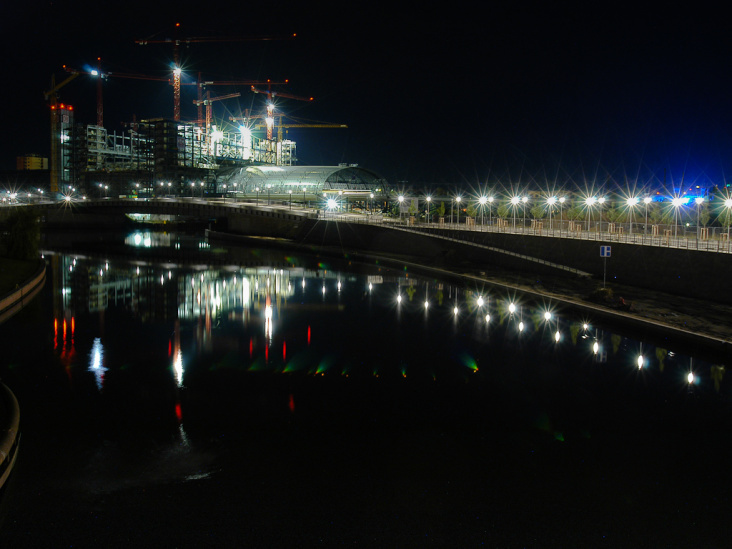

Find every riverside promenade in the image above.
[0,259,44,491]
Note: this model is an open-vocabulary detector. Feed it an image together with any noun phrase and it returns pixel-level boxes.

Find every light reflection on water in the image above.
[3,245,732,545]
[44,250,724,392]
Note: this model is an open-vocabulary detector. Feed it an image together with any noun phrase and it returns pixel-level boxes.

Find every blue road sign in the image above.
[600,246,611,257]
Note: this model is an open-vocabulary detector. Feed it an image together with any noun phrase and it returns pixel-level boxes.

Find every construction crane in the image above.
[192,91,240,151]
[250,85,314,140]
[194,76,287,128]
[135,23,296,121]
[44,71,79,193]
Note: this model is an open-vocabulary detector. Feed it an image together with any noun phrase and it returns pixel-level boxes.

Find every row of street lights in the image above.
[390,193,731,239]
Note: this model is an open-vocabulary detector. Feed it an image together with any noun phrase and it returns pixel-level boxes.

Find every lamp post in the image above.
[255,187,260,205]
[288,189,293,210]
[488,196,494,229]
[627,196,639,236]
[585,196,596,232]
[522,196,528,231]
[547,196,556,231]
[479,196,487,228]
[426,195,432,223]
[370,192,374,215]
[200,181,204,199]
[671,197,683,240]
[598,197,605,233]
[643,197,652,241]
[725,198,732,252]
[695,196,704,245]
[456,195,462,226]
[398,194,404,222]
[510,196,520,230]
[559,197,565,236]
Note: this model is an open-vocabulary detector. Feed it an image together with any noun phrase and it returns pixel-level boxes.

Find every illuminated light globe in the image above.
[424,300,429,309]
[544,311,552,321]
[508,303,516,314]
[477,296,484,307]
[485,314,491,323]
[397,294,402,303]
[637,355,644,369]
[555,331,560,342]
[688,372,694,384]
[518,321,524,332]
[583,323,589,330]
[453,307,459,316]
[593,341,599,354]
[327,198,338,210]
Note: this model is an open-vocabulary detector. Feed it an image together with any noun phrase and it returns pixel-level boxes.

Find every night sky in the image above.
[4,2,732,192]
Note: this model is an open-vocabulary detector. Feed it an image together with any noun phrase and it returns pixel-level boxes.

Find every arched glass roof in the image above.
[220,165,389,195]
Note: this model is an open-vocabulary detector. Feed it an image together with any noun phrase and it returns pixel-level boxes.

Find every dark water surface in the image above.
[1,233,731,546]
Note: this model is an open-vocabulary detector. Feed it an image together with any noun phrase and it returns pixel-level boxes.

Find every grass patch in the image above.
[0,257,39,296]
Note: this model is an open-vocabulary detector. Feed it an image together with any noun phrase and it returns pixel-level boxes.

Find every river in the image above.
[0,230,730,546]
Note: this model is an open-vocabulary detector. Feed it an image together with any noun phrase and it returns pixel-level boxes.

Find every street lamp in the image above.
[643,197,652,240]
[626,196,639,235]
[695,196,704,244]
[521,196,528,231]
[725,198,732,251]
[456,195,462,226]
[488,196,494,229]
[559,197,566,236]
[370,192,374,214]
[398,194,404,222]
[479,195,487,227]
[598,197,606,233]
[510,196,520,229]
[585,196,596,232]
[426,195,432,223]
[671,197,684,239]
[288,189,293,210]
[547,196,556,231]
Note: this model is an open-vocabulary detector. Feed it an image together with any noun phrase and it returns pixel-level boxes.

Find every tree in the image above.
[566,205,583,221]
[2,208,40,260]
[530,205,545,220]
[604,207,624,223]
[466,201,478,219]
[497,204,510,219]
[436,201,446,218]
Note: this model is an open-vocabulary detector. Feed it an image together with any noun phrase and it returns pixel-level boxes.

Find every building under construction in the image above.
[44,61,388,201]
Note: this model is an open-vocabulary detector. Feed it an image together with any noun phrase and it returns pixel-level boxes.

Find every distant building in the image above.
[17,154,49,171]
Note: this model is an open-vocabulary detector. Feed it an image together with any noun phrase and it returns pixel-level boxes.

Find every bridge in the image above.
[3,197,732,304]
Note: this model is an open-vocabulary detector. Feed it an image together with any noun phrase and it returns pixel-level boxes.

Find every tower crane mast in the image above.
[44,71,79,193]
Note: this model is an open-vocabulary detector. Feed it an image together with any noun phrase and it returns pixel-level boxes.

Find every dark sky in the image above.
[4,2,732,191]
